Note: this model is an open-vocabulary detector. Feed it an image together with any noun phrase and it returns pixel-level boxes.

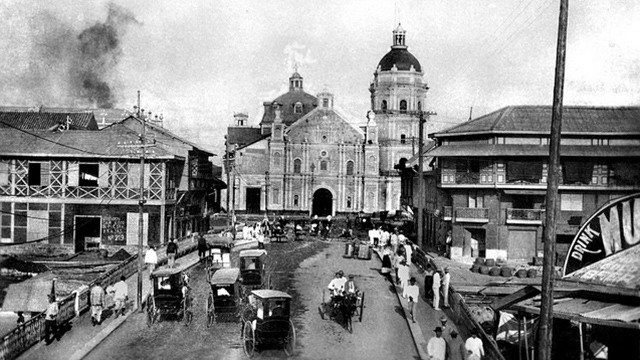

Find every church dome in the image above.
[378,49,422,72]
[377,24,422,72]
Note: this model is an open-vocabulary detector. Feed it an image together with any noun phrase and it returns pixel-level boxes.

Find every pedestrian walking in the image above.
[16,312,25,326]
[432,269,442,310]
[398,260,410,298]
[381,245,393,280]
[44,294,58,344]
[465,329,485,360]
[405,277,419,323]
[424,263,434,301]
[442,267,451,308]
[166,238,178,268]
[448,329,467,360]
[113,276,128,318]
[197,234,208,261]
[90,284,105,326]
[145,245,158,277]
[394,249,405,285]
[426,326,447,360]
[403,240,413,265]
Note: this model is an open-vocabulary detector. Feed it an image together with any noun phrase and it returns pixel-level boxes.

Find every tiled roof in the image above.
[435,106,640,136]
[0,128,177,159]
[260,91,317,126]
[227,127,265,148]
[0,111,98,130]
[426,144,640,157]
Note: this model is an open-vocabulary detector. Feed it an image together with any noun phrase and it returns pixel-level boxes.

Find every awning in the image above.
[426,144,640,158]
[502,189,547,195]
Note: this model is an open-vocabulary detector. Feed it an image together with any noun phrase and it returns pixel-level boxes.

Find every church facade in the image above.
[225,25,427,216]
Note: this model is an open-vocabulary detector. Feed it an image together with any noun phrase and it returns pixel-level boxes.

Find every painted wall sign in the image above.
[562,193,640,277]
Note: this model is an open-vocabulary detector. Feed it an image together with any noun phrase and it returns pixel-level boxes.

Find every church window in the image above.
[322,135,328,143]
[320,161,327,171]
[293,159,302,174]
[418,101,422,111]
[346,196,352,208]
[400,100,407,113]
[293,195,299,206]
[346,161,354,175]
[272,188,280,204]
[381,100,387,112]
[401,134,406,144]
[273,152,281,166]
[321,150,327,157]
[294,102,303,114]
[323,98,329,108]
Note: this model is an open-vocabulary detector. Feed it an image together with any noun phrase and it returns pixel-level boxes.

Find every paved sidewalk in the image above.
[19,240,201,360]
[373,248,462,360]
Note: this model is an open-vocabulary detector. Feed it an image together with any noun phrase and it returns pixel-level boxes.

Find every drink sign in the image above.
[562,193,640,277]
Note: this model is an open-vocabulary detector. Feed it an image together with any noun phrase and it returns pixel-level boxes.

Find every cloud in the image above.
[283,41,317,73]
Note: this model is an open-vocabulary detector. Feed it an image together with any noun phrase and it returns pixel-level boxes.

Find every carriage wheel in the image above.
[358,291,365,322]
[146,295,156,327]
[206,293,215,328]
[242,321,255,358]
[283,319,296,356]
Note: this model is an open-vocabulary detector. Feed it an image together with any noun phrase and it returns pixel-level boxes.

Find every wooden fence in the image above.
[0,238,197,360]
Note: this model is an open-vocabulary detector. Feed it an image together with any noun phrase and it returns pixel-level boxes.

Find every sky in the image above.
[0,0,638,163]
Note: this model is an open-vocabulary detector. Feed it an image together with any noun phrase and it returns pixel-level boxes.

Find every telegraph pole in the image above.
[265,171,270,217]
[538,1,568,359]
[224,137,231,229]
[416,111,436,250]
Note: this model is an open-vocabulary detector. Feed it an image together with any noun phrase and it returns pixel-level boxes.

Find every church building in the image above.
[225,25,428,217]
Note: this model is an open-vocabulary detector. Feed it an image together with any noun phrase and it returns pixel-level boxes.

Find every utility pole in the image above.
[416,110,436,249]
[538,1,568,359]
[118,91,155,312]
[265,171,270,217]
[224,137,231,229]
[309,164,315,216]
[231,166,236,240]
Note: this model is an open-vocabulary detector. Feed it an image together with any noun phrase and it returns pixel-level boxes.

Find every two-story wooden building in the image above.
[421,106,640,262]
[0,115,221,255]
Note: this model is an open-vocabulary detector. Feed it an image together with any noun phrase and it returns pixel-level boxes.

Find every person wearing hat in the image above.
[432,269,442,310]
[426,326,447,360]
[442,267,451,308]
[344,274,358,296]
[398,260,410,298]
[448,329,467,360]
[465,329,485,360]
[327,270,347,300]
[405,277,420,322]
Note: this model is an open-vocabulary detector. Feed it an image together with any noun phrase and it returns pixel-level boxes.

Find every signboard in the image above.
[562,193,640,277]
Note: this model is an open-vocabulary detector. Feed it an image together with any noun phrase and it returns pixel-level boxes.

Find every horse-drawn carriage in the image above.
[203,234,233,278]
[319,289,365,333]
[239,249,269,291]
[206,267,242,326]
[146,266,193,327]
[241,289,296,358]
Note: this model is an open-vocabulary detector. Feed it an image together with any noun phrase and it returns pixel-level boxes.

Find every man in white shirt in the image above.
[398,261,410,297]
[432,269,442,310]
[327,270,347,298]
[405,277,420,322]
[427,326,447,360]
[442,267,451,308]
[465,329,485,359]
[144,246,157,278]
[114,276,128,317]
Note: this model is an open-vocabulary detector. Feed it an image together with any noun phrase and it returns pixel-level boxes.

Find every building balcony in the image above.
[455,172,480,184]
[455,207,489,223]
[443,206,452,221]
[506,208,544,225]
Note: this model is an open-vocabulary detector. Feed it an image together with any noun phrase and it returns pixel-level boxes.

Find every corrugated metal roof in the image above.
[0,111,98,130]
[227,127,265,148]
[435,106,640,136]
[426,144,640,157]
[563,245,640,292]
[0,128,177,159]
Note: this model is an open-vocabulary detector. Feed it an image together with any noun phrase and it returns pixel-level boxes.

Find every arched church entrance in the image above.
[312,188,333,216]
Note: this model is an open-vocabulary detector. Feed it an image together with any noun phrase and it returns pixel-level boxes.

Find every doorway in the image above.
[312,188,333,216]
[74,216,101,252]
[246,188,261,214]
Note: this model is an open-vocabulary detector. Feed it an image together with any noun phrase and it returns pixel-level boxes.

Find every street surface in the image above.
[85,240,418,360]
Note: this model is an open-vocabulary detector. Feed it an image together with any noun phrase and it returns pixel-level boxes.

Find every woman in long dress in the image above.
[381,245,393,281]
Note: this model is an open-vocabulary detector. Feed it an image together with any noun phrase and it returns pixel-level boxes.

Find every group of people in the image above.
[310,215,333,238]
[327,270,358,305]
[424,264,451,311]
[427,327,485,360]
[241,221,268,249]
[88,276,129,327]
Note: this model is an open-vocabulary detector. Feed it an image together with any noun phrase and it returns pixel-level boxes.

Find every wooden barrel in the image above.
[527,269,538,278]
[474,257,485,265]
[479,266,490,275]
[470,264,480,273]
[485,258,496,267]
[489,267,501,276]
[501,267,514,277]
[516,269,528,278]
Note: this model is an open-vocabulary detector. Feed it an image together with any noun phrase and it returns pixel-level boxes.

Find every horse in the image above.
[334,294,357,333]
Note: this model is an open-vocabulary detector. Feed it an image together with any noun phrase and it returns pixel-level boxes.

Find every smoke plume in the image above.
[0,3,139,108]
